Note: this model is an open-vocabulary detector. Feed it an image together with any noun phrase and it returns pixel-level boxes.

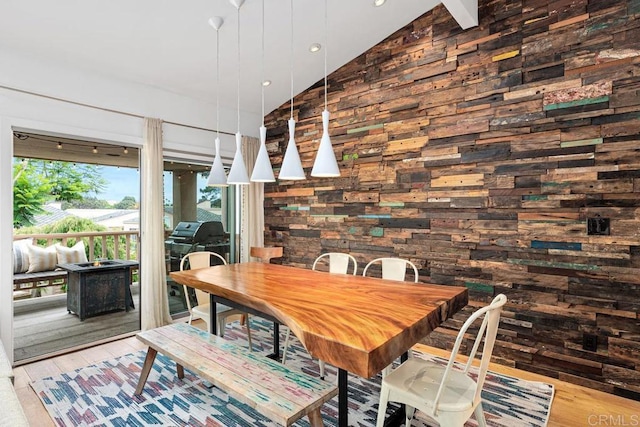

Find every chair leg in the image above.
[405,405,415,426]
[474,402,487,427]
[245,314,253,352]
[376,383,390,427]
[318,359,326,380]
[282,327,292,364]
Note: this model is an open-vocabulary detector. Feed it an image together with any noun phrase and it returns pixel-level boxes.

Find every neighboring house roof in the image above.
[163,206,221,222]
[32,203,72,227]
[32,205,221,229]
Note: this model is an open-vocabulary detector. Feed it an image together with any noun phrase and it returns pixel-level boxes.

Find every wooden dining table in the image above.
[170,262,468,427]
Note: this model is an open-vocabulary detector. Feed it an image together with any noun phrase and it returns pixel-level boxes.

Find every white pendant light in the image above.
[227,0,250,185]
[279,0,305,181]
[251,0,275,183]
[207,16,228,187]
[311,0,340,178]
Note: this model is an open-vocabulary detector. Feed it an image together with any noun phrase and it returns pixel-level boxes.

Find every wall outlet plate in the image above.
[587,217,610,235]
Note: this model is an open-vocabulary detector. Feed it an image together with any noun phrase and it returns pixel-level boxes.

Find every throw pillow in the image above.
[26,244,58,273]
[12,238,33,274]
[55,241,89,265]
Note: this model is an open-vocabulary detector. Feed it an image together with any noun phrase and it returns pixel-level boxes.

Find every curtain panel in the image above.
[240,136,264,262]
[140,117,172,329]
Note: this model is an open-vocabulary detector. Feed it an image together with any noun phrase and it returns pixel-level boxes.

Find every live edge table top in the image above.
[170,262,468,378]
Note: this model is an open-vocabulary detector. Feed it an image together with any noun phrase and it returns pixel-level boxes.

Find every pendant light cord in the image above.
[237,5,241,133]
[290,0,294,120]
[261,0,265,126]
[216,28,220,139]
[324,0,328,111]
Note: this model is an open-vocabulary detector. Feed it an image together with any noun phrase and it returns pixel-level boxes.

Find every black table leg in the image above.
[338,368,348,427]
[266,322,280,360]
[210,295,217,335]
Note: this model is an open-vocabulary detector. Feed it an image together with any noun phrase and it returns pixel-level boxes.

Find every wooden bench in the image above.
[13,270,68,297]
[135,323,338,426]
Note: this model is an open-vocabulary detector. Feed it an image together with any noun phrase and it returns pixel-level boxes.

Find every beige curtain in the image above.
[140,118,172,329]
[240,136,264,262]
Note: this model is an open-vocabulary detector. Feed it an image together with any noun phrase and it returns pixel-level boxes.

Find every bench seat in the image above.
[135,322,338,426]
[13,270,68,292]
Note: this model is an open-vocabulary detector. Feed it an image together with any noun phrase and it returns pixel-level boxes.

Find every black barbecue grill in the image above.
[165,221,230,271]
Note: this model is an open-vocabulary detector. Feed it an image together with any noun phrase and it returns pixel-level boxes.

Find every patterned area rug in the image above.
[31,319,554,426]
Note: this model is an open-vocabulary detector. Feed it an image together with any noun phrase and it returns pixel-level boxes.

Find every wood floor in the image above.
[13,320,640,426]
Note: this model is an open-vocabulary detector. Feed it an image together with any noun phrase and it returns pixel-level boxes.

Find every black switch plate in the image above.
[587,217,610,235]
[583,333,598,352]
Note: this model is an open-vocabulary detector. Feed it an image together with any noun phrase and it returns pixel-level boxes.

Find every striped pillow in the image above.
[12,239,33,274]
[26,244,58,273]
[55,241,89,265]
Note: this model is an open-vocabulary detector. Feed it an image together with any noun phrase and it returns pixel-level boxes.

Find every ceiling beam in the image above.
[442,0,478,29]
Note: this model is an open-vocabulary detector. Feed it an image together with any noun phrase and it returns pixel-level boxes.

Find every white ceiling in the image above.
[0,0,475,134]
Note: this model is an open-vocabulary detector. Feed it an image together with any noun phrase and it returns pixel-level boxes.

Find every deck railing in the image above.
[13,231,140,298]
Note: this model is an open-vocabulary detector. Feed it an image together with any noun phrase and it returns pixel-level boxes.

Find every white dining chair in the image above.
[311,252,358,275]
[282,252,359,379]
[362,257,419,283]
[180,251,253,350]
[376,294,507,427]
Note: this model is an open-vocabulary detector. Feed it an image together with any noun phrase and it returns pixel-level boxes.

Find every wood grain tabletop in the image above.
[170,262,468,378]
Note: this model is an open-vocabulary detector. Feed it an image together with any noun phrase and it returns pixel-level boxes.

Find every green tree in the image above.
[36,160,107,201]
[198,171,222,207]
[13,161,53,227]
[113,196,138,209]
[62,197,112,209]
[13,159,108,228]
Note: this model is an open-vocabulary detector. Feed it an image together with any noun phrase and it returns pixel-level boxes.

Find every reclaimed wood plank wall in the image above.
[262,0,640,399]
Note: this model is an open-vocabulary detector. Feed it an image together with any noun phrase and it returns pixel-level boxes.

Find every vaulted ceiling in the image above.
[1,0,476,135]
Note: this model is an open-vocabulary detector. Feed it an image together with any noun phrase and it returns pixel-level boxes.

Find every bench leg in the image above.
[307,408,325,427]
[135,347,158,395]
[176,363,184,379]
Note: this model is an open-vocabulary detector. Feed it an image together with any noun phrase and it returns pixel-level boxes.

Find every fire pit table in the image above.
[57,259,138,321]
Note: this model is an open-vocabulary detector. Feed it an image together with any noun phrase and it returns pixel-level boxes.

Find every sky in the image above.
[99,166,208,204]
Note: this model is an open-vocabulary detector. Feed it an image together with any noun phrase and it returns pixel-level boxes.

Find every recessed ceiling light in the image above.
[309,43,322,53]
[262,80,271,87]
[374,0,386,6]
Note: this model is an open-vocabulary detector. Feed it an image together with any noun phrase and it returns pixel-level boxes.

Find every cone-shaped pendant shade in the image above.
[311,109,340,177]
[207,137,228,186]
[227,132,250,185]
[279,118,305,180]
[251,125,275,182]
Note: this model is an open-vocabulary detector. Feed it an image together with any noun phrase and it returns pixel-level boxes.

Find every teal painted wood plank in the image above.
[507,258,599,271]
[630,0,640,14]
[346,123,384,134]
[522,195,548,200]
[531,240,582,251]
[279,206,310,211]
[560,138,603,148]
[369,227,384,237]
[357,214,392,219]
[379,201,405,207]
[543,96,609,111]
[465,282,494,294]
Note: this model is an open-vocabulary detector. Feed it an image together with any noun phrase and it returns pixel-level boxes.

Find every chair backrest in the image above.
[312,253,358,275]
[433,294,507,412]
[362,257,419,282]
[180,251,227,307]
[250,246,283,264]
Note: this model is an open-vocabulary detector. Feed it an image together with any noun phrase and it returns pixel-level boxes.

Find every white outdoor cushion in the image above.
[26,244,58,273]
[56,241,89,265]
[12,238,33,274]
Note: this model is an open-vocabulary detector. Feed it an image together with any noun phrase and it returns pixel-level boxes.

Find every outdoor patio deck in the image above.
[13,284,142,364]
